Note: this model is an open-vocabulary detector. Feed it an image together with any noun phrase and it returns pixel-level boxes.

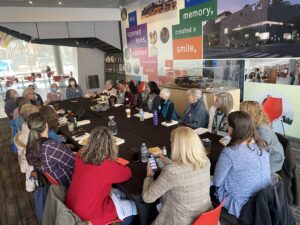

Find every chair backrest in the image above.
[262,96,283,124]
[138,81,146,93]
[193,200,224,225]
[275,132,289,153]
[44,172,60,185]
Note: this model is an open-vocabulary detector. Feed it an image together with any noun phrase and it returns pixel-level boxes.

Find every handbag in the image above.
[32,169,50,223]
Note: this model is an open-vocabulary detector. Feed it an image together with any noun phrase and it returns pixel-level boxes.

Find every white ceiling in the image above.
[0,0,136,8]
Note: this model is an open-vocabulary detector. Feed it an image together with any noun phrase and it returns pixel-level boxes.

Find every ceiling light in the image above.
[29,1,33,4]
[58,1,62,5]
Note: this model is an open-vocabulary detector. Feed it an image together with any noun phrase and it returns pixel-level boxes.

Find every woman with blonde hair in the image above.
[240,100,284,173]
[66,127,136,225]
[143,127,212,225]
[208,92,234,135]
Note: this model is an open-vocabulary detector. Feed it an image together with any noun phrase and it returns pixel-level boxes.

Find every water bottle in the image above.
[140,109,144,121]
[141,143,148,163]
[153,110,158,126]
[108,116,117,135]
[162,146,167,156]
[73,117,78,129]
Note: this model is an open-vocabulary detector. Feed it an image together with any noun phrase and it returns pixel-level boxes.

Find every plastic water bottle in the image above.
[73,117,78,129]
[141,143,148,163]
[140,109,144,121]
[162,146,167,156]
[153,110,158,126]
[108,116,117,135]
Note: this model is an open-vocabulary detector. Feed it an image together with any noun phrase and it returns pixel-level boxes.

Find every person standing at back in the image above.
[213,111,271,218]
[208,92,234,136]
[66,78,83,99]
[240,101,284,173]
[4,89,18,120]
[181,88,208,129]
[143,127,212,225]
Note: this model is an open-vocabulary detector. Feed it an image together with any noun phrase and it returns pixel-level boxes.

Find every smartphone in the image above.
[131,151,140,162]
[148,154,158,172]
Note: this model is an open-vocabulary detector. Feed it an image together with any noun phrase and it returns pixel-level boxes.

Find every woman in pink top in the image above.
[66,127,135,225]
[45,83,62,104]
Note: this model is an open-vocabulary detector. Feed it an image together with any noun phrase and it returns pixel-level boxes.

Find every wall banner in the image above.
[126,23,148,48]
[185,0,211,8]
[180,0,217,24]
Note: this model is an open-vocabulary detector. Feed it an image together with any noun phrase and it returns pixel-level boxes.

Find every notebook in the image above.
[161,120,178,127]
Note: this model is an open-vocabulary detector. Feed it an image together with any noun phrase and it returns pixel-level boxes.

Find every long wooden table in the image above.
[57,98,224,225]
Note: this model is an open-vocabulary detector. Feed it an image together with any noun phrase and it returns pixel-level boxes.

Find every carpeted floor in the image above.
[0,118,39,225]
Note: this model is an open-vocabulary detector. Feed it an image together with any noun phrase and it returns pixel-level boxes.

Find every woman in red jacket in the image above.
[66,127,135,225]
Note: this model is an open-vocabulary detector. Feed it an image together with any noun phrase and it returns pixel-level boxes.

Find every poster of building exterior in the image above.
[203,0,300,59]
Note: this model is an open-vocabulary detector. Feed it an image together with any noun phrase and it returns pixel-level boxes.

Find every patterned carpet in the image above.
[0,118,39,225]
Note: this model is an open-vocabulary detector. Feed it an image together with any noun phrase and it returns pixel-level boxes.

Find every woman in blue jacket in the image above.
[181,88,208,129]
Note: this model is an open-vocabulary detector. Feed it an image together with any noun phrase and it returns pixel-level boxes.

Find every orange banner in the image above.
[173,36,202,60]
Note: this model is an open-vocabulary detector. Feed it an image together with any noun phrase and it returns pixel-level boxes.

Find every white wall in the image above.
[76,47,105,93]
[0,7,120,22]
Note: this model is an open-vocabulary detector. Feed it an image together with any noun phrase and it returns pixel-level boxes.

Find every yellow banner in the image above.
[0,32,12,48]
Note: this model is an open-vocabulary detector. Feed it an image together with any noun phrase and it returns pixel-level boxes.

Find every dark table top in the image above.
[57,98,224,201]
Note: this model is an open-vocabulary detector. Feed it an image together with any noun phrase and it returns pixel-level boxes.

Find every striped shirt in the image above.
[40,138,75,186]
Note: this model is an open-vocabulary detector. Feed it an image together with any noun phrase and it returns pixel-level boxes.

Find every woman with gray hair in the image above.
[181,88,208,129]
[159,88,178,121]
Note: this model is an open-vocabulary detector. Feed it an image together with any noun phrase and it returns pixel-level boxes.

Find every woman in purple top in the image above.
[213,111,271,218]
[25,112,74,186]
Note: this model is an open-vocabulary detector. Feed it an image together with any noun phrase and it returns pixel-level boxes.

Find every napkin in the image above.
[161,120,178,127]
[77,120,91,127]
[114,137,125,146]
[194,127,209,135]
[114,104,123,107]
[134,112,153,119]
[72,132,90,142]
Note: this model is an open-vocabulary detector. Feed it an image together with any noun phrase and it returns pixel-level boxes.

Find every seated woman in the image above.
[159,88,178,121]
[124,81,142,108]
[18,104,40,144]
[66,78,83,99]
[66,127,135,225]
[13,97,27,131]
[208,92,234,136]
[240,101,284,173]
[116,80,127,104]
[102,80,117,97]
[40,106,61,143]
[181,88,208,129]
[25,112,74,186]
[142,81,161,112]
[45,83,62,104]
[28,85,44,106]
[143,127,212,225]
[213,111,271,218]
[4,89,18,120]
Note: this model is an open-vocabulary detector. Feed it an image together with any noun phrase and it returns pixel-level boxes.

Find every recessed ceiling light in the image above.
[58,1,62,5]
[29,1,33,4]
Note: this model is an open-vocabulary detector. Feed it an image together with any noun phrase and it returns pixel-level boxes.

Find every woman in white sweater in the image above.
[208,92,234,136]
